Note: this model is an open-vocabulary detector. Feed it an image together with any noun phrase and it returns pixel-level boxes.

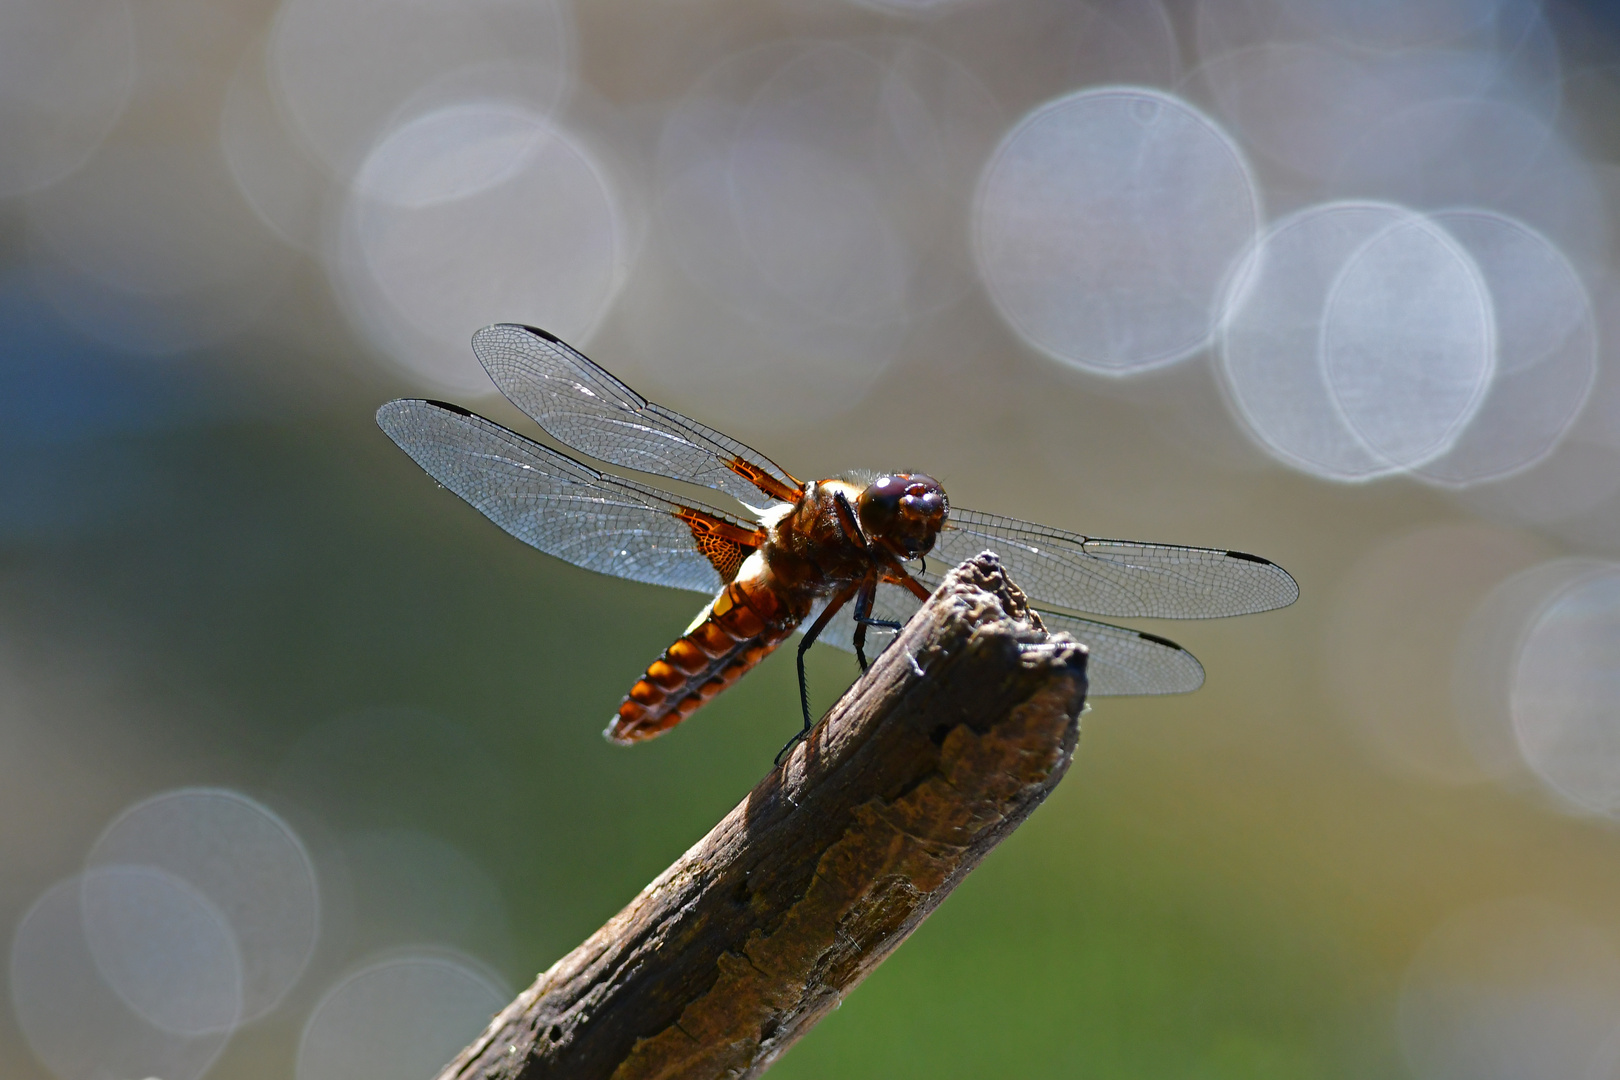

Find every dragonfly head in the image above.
[857,473,947,559]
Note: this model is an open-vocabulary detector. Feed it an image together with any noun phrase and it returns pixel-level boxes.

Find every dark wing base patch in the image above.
[675,507,761,583]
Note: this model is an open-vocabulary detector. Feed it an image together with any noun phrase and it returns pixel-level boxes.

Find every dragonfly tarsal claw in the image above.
[774,725,810,767]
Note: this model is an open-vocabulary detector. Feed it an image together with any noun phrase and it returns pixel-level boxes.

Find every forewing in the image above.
[471,324,799,505]
[811,584,1204,695]
[926,510,1299,619]
[378,398,748,595]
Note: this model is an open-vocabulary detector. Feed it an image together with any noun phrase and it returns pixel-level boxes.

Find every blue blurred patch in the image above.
[0,275,222,539]
[0,277,215,446]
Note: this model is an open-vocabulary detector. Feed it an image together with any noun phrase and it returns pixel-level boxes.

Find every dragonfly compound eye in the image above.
[858,473,946,557]
[900,481,945,523]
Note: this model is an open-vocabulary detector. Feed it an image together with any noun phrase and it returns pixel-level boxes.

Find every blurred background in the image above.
[5,0,1620,1077]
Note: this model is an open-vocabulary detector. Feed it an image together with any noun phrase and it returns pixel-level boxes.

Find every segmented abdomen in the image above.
[606,579,799,743]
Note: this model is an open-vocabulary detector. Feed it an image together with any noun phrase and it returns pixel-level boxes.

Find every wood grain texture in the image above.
[437,552,1089,1080]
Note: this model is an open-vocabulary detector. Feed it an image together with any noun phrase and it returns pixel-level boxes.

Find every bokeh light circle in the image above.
[0,0,135,197]
[725,41,994,327]
[1220,201,1416,480]
[1414,211,1597,486]
[1321,214,1495,469]
[1452,557,1610,782]
[297,953,508,1080]
[1199,40,1398,182]
[1510,565,1620,817]
[1335,96,1607,269]
[340,828,516,961]
[727,113,909,332]
[1453,272,1620,532]
[220,31,328,252]
[1398,898,1620,1080]
[11,875,234,1080]
[643,38,1002,425]
[86,787,320,1023]
[1196,0,1560,77]
[79,865,243,1037]
[656,42,829,337]
[332,102,626,393]
[663,43,999,319]
[1276,0,1516,52]
[930,0,1181,109]
[25,130,296,353]
[1197,29,1559,185]
[268,0,572,180]
[26,134,283,301]
[1323,522,1546,784]
[841,0,975,16]
[974,87,1258,374]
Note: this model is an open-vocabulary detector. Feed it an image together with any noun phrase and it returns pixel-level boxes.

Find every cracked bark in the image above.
[435,552,1089,1080]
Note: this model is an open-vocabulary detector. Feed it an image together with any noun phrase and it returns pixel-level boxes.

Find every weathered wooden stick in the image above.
[437,552,1088,1080]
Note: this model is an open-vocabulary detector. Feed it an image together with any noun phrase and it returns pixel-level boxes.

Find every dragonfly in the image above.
[377,324,1298,749]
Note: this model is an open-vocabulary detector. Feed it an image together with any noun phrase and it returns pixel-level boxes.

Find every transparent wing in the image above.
[1037,610,1205,695]
[811,584,1205,695]
[925,509,1299,619]
[470,324,800,506]
[378,398,746,595]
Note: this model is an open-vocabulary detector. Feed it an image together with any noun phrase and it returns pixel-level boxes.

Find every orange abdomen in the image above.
[607,579,799,743]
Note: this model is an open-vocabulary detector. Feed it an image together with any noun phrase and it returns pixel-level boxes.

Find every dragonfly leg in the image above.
[832,490,868,548]
[852,575,876,671]
[851,575,901,672]
[777,584,857,765]
[852,616,903,672]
